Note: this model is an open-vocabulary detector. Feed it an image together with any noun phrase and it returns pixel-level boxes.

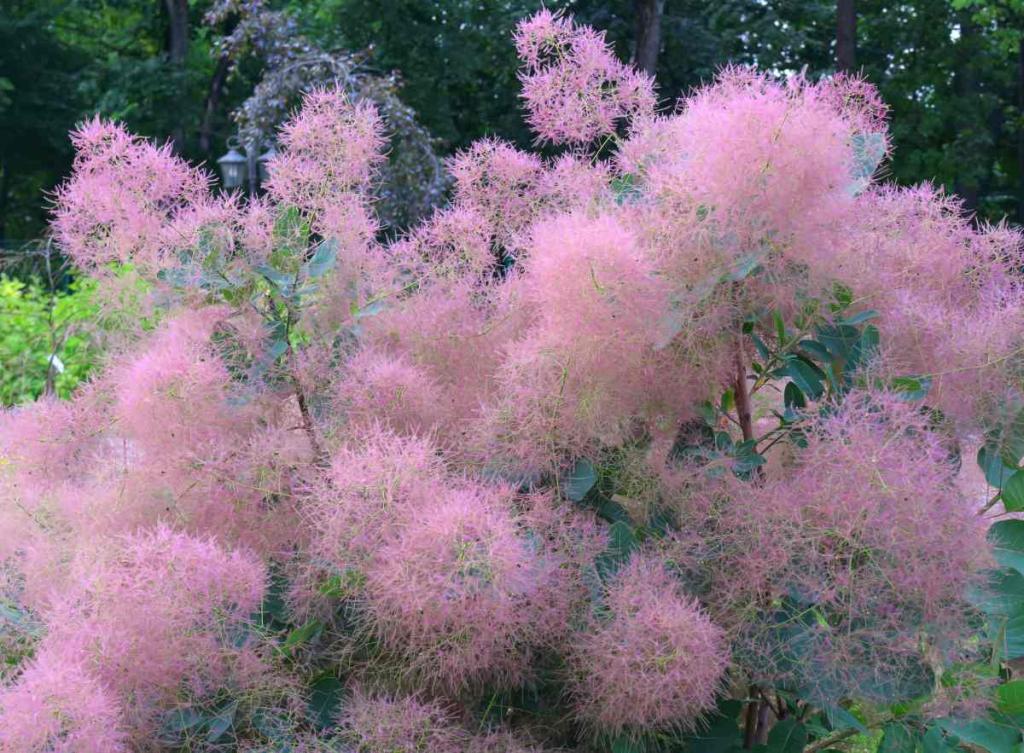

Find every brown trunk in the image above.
[164,0,189,153]
[199,53,232,156]
[954,11,981,215]
[836,0,856,72]
[634,0,665,77]
[734,342,754,443]
[1017,37,1024,223]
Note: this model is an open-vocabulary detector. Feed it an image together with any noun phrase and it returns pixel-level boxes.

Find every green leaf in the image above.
[309,674,344,730]
[161,707,203,736]
[281,619,323,654]
[784,381,806,410]
[595,520,638,581]
[824,704,868,734]
[728,250,765,281]
[256,264,295,295]
[989,521,1024,575]
[997,681,1024,716]
[680,700,744,753]
[922,726,957,753]
[564,458,598,501]
[611,735,643,753]
[779,358,825,399]
[731,439,766,477]
[205,700,238,743]
[969,569,1024,617]
[890,375,932,401]
[998,408,1024,467]
[936,717,1021,753]
[1002,474,1024,513]
[305,239,338,279]
[611,174,642,205]
[879,723,917,753]
[995,609,1024,659]
[839,309,880,326]
[765,718,807,753]
[979,444,1018,491]
[850,131,887,194]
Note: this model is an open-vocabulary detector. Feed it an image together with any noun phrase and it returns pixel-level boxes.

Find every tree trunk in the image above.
[164,0,189,153]
[954,11,981,215]
[1017,36,1024,224]
[0,158,8,247]
[836,0,856,72]
[199,53,232,157]
[634,0,665,77]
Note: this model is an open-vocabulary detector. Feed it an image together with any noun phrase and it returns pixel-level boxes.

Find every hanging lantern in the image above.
[216,138,247,190]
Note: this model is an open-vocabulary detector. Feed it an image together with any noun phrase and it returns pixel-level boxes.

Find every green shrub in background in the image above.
[0,275,99,405]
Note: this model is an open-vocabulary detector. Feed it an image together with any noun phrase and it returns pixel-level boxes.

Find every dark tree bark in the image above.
[164,0,189,153]
[953,11,981,215]
[199,53,232,157]
[836,0,856,72]
[0,158,8,246]
[1017,36,1024,224]
[634,0,665,77]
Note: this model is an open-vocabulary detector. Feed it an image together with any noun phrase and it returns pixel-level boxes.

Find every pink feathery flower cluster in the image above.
[52,118,210,274]
[682,391,990,704]
[364,484,567,689]
[480,212,706,474]
[265,87,385,221]
[514,10,655,145]
[308,429,588,691]
[1,526,265,742]
[0,653,127,753]
[339,691,467,753]
[569,554,728,738]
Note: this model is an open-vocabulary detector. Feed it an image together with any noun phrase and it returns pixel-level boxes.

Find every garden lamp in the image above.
[216,137,248,190]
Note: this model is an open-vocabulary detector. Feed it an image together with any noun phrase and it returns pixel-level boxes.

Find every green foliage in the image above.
[0,275,99,405]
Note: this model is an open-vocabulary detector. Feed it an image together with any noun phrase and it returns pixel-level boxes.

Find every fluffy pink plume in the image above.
[363,482,569,690]
[0,652,127,753]
[569,553,728,738]
[481,212,706,473]
[52,118,210,274]
[265,87,385,218]
[340,691,466,753]
[681,391,991,704]
[514,10,655,145]
[41,526,266,730]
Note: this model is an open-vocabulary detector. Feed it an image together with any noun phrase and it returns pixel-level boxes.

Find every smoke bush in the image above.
[2,8,1022,753]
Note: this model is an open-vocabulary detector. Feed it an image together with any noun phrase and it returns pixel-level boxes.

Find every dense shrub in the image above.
[3,10,1024,753]
[0,276,98,405]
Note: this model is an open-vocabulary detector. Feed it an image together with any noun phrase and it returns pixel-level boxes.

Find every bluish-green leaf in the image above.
[309,674,344,730]
[890,375,932,402]
[281,618,323,654]
[850,131,886,194]
[979,444,1018,491]
[765,718,807,753]
[205,700,238,743]
[936,717,1021,753]
[839,309,880,326]
[879,723,917,753]
[824,704,868,734]
[922,726,957,753]
[305,240,338,279]
[564,458,598,502]
[780,358,825,399]
[1002,473,1024,513]
[989,521,1024,575]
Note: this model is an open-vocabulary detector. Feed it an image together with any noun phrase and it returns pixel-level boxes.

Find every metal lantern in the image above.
[216,138,248,190]
[257,142,277,185]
